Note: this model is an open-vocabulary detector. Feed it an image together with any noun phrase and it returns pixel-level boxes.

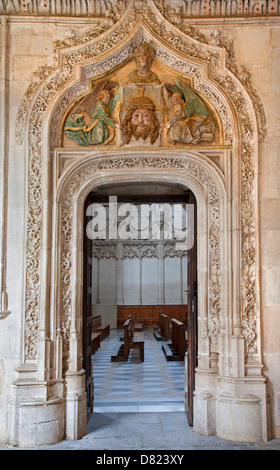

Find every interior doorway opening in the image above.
[83,181,197,423]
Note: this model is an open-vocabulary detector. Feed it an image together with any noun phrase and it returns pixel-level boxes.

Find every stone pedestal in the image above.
[193,369,271,442]
[6,366,87,447]
[64,370,87,441]
[7,381,65,448]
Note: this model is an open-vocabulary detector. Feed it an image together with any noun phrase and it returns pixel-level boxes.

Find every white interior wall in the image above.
[92,248,188,306]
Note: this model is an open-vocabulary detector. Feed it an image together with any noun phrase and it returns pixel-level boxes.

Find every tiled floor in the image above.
[92,328,186,413]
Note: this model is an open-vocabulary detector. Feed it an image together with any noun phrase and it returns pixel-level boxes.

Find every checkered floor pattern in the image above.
[92,328,185,412]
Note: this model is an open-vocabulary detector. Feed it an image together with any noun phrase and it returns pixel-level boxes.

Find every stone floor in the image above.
[1,329,280,451]
[34,411,280,451]
[92,328,186,413]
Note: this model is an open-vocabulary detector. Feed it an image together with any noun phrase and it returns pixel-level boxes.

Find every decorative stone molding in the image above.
[154,0,279,18]
[1,0,278,17]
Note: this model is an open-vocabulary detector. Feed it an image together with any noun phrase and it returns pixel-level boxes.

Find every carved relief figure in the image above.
[127,43,161,84]
[121,95,160,145]
[164,79,216,144]
[64,80,121,146]
[62,44,219,148]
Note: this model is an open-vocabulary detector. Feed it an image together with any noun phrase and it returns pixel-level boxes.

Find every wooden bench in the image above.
[162,318,186,361]
[91,331,101,354]
[111,318,132,362]
[124,319,144,361]
[111,340,125,362]
[92,315,110,341]
[153,312,170,341]
[111,318,144,362]
[132,312,143,332]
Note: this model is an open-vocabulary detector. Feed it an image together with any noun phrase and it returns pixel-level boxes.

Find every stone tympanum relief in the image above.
[62,43,220,148]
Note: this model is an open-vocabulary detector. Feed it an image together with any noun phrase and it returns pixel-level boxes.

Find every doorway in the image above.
[83,182,197,423]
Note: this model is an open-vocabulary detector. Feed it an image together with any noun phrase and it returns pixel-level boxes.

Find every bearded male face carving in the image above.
[121,96,160,145]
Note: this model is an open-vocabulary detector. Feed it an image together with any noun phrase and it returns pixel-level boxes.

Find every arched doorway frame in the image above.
[54,148,226,439]
[9,1,270,447]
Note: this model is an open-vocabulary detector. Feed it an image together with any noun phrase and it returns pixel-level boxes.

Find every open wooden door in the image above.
[186,192,197,426]
[83,194,94,420]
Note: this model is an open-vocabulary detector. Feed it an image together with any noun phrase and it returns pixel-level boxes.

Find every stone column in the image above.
[0,17,10,319]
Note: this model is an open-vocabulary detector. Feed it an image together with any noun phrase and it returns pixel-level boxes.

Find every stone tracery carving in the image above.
[19,0,262,364]
[92,240,189,260]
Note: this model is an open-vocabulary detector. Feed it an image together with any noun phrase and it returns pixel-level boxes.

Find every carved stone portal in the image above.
[9,0,269,447]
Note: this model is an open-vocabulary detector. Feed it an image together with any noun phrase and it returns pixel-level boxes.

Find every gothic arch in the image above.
[10,0,269,447]
[56,149,226,354]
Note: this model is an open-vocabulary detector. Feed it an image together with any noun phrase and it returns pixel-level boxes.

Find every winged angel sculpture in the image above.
[164,79,216,144]
[64,79,121,146]
[63,71,216,147]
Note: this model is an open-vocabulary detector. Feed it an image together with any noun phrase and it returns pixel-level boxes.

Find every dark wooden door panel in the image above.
[83,194,94,420]
[187,193,197,426]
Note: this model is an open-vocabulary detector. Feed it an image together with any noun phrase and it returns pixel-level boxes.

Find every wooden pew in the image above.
[111,317,132,361]
[91,331,101,354]
[132,311,143,332]
[111,338,125,362]
[91,317,101,354]
[153,312,170,341]
[124,318,144,361]
[162,319,186,361]
[111,318,144,362]
[119,313,143,340]
[92,315,110,341]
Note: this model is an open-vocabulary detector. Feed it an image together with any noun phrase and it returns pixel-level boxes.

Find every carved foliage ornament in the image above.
[19,1,262,363]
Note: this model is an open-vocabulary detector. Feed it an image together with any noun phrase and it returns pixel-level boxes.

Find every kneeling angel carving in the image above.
[164,79,216,144]
[64,80,121,146]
